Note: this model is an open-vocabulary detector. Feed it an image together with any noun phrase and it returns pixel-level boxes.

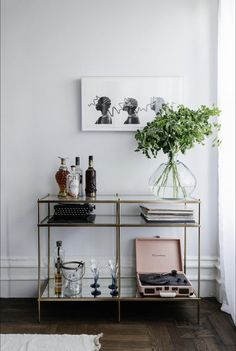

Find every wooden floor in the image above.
[0,298,235,350]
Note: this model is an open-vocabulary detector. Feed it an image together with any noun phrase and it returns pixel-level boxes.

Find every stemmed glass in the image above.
[108,260,118,297]
[90,258,101,297]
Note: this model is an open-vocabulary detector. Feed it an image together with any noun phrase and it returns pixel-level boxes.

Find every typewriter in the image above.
[49,203,96,223]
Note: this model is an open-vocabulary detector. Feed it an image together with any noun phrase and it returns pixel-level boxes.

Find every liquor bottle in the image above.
[85,155,97,197]
[67,165,79,198]
[55,157,70,197]
[55,257,63,295]
[54,241,65,295]
[75,157,83,197]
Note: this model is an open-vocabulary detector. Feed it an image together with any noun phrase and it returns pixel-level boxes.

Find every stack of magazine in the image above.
[140,203,195,223]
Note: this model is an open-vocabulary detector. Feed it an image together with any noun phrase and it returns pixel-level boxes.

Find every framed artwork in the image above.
[81,76,184,131]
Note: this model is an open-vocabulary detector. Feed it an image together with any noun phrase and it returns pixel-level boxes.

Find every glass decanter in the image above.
[55,157,70,197]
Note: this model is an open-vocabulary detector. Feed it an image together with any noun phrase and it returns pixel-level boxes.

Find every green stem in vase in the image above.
[159,163,170,196]
[152,153,189,199]
[153,161,169,197]
[173,160,187,198]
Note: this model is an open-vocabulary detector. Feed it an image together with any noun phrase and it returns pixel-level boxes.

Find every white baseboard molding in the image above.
[0,255,221,298]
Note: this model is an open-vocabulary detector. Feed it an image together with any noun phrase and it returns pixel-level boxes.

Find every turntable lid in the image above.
[135,238,183,273]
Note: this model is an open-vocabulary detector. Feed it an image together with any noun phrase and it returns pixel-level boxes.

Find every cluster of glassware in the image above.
[54,240,85,297]
[90,259,119,297]
[55,157,83,198]
[54,241,118,297]
[55,155,97,199]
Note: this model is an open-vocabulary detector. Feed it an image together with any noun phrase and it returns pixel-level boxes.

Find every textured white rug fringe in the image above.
[0,333,103,351]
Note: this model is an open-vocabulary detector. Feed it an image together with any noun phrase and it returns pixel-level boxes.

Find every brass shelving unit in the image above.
[37,194,201,323]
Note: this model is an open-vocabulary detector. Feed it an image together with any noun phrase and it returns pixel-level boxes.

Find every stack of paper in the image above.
[140,204,195,223]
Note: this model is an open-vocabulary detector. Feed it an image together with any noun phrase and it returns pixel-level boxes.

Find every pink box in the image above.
[135,238,194,297]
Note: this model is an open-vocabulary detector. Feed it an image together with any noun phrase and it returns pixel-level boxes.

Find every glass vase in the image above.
[149,155,196,199]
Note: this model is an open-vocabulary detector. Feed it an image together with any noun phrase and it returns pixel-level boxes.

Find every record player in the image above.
[135,238,194,297]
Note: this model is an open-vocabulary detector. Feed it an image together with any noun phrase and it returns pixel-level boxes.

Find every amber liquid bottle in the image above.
[55,257,62,295]
[54,241,64,295]
[55,157,69,197]
[85,155,97,197]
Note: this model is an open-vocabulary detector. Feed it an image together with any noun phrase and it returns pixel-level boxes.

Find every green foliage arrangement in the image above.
[135,103,221,159]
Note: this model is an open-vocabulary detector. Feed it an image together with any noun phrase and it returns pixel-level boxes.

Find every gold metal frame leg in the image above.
[38,300,41,323]
[118,300,121,322]
[183,201,187,274]
[48,203,51,280]
[116,200,121,296]
[197,200,201,325]
[197,300,200,325]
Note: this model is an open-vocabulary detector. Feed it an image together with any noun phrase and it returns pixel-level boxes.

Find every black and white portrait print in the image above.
[150,97,165,115]
[95,96,112,124]
[123,98,140,124]
[81,77,183,131]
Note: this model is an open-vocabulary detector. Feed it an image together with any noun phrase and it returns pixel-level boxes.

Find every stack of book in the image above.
[140,204,195,223]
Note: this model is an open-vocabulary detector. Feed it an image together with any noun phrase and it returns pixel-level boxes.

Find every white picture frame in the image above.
[81,76,184,131]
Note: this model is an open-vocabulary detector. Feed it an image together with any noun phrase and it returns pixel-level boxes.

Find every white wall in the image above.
[1,0,219,297]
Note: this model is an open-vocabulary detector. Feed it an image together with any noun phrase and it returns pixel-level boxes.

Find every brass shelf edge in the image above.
[38,194,201,204]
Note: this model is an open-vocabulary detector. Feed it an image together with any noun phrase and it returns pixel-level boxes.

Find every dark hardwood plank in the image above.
[148,322,175,351]
[0,298,235,351]
[168,323,199,351]
[208,311,236,346]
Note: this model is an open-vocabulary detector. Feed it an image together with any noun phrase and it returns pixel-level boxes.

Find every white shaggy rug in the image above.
[0,333,103,351]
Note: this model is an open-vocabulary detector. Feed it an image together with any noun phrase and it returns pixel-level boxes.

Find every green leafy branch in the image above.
[135,103,221,159]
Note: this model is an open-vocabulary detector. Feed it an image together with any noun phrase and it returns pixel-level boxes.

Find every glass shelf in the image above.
[39,215,117,227]
[38,194,119,203]
[40,278,199,302]
[120,215,200,227]
[118,195,200,204]
[38,194,200,204]
[41,278,117,300]
[38,215,199,228]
